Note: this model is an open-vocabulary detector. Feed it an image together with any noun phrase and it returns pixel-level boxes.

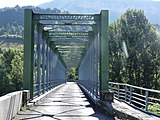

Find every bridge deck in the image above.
[14,82,114,120]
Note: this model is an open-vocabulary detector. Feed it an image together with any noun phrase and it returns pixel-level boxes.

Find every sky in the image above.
[0,0,52,8]
[0,0,160,8]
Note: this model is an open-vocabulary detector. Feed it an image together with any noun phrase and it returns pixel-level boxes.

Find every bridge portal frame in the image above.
[23,9,109,100]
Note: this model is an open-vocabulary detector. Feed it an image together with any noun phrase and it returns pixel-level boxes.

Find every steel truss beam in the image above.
[49,31,89,36]
[42,23,95,26]
[58,47,84,50]
[56,45,85,48]
[50,38,89,42]
[34,14,99,21]
[48,31,94,39]
[55,43,86,46]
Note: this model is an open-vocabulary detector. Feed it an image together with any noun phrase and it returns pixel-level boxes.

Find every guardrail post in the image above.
[129,86,132,104]
[125,85,127,102]
[118,84,120,99]
[145,90,149,111]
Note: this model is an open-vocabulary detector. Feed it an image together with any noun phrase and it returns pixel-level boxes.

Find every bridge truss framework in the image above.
[23,9,109,101]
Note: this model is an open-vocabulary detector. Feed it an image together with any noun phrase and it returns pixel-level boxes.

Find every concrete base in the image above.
[101,91,114,102]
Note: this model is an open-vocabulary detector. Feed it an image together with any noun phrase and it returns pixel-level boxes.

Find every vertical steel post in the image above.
[91,42,94,94]
[46,39,49,91]
[36,27,41,96]
[129,86,132,104]
[118,84,120,99]
[89,46,91,92]
[52,52,56,86]
[23,9,34,99]
[99,10,109,100]
[42,39,46,93]
[145,90,149,111]
[50,50,53,88]
[125,85,127,101]
[48,47,52,89]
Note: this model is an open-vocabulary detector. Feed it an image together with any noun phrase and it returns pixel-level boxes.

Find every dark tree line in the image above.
[109,9,160,90]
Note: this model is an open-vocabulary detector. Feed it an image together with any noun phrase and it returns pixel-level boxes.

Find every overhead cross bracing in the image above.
[48,31,92,38]
[34,14,97,21]
[35,14,97,68]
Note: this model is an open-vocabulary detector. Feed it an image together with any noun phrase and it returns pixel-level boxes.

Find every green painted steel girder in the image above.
[55,42,86,46]
[49,31,94,40]
[34,13,100,21]
[23,9,34,99]
[50,38,89,42]
[99,10,109,93]
[56,45,85,48]
[48,31,92,38]
[42,23,95,26]
[57,47,85,51]
[49,39,88,43]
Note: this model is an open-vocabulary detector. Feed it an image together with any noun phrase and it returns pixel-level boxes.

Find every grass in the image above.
[148,104,160,115]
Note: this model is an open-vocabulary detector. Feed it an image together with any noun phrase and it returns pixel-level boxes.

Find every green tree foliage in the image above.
[66,67,78,80]
[109,9,160,90]
[0,24,23,38]
[154,24,160,31]
[148,104,160,114]
[0,48,23,96]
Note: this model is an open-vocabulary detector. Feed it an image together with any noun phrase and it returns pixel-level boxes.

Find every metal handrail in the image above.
[109,82,160,116]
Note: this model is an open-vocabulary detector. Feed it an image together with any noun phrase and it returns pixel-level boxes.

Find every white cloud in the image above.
[0,0,52,8]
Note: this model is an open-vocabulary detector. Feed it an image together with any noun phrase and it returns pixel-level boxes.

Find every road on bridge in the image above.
[14,82,114,120]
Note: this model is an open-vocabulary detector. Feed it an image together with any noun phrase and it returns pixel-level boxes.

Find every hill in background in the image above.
[0,0,160,47]
[0,6,64,47]
[39,0,160,24]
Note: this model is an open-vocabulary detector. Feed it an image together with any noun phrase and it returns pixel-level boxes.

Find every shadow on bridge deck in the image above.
[14,82,114,120]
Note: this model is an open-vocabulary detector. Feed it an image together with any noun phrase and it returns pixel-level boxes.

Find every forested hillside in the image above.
[0,6,63,39]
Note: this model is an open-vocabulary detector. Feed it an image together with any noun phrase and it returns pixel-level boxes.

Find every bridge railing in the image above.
[78,31,100,103]
[109,82,160,116]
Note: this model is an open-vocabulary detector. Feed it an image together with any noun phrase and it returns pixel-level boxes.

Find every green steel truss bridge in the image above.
[23,9,109,100]
[1,9,160,120]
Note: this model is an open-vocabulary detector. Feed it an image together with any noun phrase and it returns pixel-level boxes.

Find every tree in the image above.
[66,67,78,80]
[0,48,23,96]
[10,50,23,90]
[109,9,160,89]
[0,48,15,95]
